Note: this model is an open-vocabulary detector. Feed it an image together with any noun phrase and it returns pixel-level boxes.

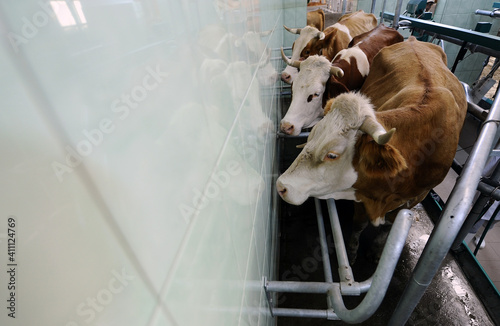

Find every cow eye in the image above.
[324,152,339,161]
[307,95,313,102]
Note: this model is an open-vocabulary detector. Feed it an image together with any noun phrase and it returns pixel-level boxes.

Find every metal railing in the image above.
[264,198,414,323]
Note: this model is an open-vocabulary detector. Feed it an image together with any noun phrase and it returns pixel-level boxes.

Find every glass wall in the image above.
[0,0,305,325]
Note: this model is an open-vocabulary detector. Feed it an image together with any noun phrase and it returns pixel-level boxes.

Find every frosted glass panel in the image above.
[0,0,288,325]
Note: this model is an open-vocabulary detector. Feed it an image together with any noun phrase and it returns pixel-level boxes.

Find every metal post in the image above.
[314,199,334,283]
[393,0,404,29]
[388,88,500,326]
[342,0,347,15]
[452,162,500,250]
[326,199,354,284]
[371,0,377,14]
[380,0,387,24]
[329,209,414,323]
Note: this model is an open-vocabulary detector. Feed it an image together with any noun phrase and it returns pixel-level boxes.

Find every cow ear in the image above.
[356,136,407,178]
[324,98,335,115]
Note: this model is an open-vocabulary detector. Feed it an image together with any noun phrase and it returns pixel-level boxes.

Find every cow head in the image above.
[281,25,325,84]
[276,93,398,206]
[280,49,344,135]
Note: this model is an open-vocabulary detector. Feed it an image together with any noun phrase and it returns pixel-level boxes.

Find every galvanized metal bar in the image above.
[393,0,404,29]
[329,209,414,323]
[265,280,332,294]
[388,88,500,326]
[475,9,500,18]
[277,131,310,138]
[271,307,340,320]
[342,0,347,15]
[379,0,387,25]
[314,198,334,283]
[326,199,354,284]
[370,0,377,14]
[452,162,500,250]
[381,13,500,51]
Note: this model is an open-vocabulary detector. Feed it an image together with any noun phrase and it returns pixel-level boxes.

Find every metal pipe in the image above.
[475,9,500,18]
[380,0,387,25]
[477,181,500,201]
[342,0,347,15]
[452,162,500,250]
[388,87,500,326]
[314,198,334,283]
[329,209,414,323]
[371,0,377,14]
[277,131,310,138]
[271,307,340,320]
[326,199,354,284]
[393,0,404,29]
[265,280,332,294]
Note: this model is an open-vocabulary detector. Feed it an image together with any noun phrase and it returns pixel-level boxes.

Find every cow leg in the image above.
[366,192,428,263]
[347,202,369,265]
[366,210,398,264]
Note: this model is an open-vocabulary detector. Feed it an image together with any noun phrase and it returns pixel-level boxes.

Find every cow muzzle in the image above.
[276,178,308,205]
[280,121,297,135]
[281,71,292,84]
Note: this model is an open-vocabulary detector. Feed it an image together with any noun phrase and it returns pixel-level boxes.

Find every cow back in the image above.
[307,9,325,31]
[337,10,378,37]
[326,25,404,98]
[353,37,467,221]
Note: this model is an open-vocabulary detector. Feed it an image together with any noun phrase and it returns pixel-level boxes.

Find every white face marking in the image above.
[332,23,352,40]
[280,56,332,135]
[334,47,370,77]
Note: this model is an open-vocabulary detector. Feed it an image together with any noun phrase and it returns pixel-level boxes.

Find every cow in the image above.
[307,9,325,31]
[281,10,377,84]
[279,25,403,136]
[276,37,467,262]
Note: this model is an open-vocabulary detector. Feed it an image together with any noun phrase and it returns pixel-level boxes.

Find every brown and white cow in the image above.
[326,24,403,97]
[281,10,377,84]
[276,37,466,255]
[279,25,403,135]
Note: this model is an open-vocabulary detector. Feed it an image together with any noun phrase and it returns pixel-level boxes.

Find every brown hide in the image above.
[307,9,325,31]
[324,25,404,105]
[352,37,467,223]
[300,10,377,61]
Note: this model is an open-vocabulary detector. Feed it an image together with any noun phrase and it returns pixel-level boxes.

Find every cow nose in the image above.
[276,180,287,197]
[281,122,295,135]
[281,72,291,83]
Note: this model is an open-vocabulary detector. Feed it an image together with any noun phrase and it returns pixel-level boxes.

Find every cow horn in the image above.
[281,47,301,69]
[330,66,344,78]
[260,30,272,37]
[360,116,396,145]
[317,31,325,40]
[284,25,301,34]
